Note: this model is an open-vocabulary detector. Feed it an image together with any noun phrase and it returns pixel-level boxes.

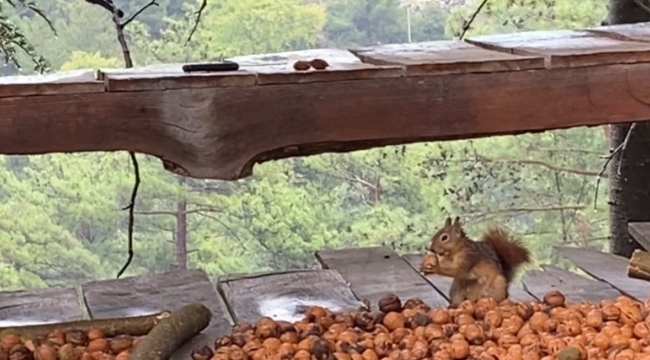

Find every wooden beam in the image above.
[0,287,84,326]
[555,246,650,300]
[466,28,650,68]
[521,265,621,302]
[315,246,448,308]
[628,222,650,251]
[82,269,232,359]
[3,25,650,180]
[216,269,361,324]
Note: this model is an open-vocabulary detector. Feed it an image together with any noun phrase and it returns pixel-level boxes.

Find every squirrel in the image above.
[427,216,531,306]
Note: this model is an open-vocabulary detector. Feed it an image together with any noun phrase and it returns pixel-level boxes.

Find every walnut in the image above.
[309,59,329,70]
[190,345,214,360]
[378,293,402,313]
[293,60,311,71]
[543,291,566,308]
[420,253,439,274]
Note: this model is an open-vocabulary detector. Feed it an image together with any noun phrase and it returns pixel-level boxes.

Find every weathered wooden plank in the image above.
[586,22,650,42]
[251,63,403,86]
[82,269,232,360]
[104,71,257,92]
[522,265,621,302]
[350,41,544,76]
[402,253,535,302]
[401,253,454,302]
[628,222,650,251]
[0,69,103,98]
[316,246,448,308]
[555,246,650,300]
[0,287,83,326]
[3,62,650,180]
[466,30,650,68]
[217,269,362,324]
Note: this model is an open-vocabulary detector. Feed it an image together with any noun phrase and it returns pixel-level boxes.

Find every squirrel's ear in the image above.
[444,217,452,227]
[452,216,461,227]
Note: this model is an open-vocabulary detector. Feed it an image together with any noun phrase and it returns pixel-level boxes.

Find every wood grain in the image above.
[3,62,650,180]
[522,265,621,302]
[628,222,650,251]
[402,253,535,302]
[0,287,83,326]
[316,247,448,309]
[350,40,544,76]
[586,22,650,42]
[555,246,650,300]
[82,269,232,360]
[217,269,361,324]
[104,71,257,92]
[466,30,650,68]
[0,69,103,97]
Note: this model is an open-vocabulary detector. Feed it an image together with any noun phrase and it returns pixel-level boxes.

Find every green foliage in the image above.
[445,0,606,37]
[0,0,612,289]
[0,0,51,74]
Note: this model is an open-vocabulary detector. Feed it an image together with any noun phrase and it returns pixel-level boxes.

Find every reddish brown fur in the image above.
[482,227,531,283]
[427,216,531,306]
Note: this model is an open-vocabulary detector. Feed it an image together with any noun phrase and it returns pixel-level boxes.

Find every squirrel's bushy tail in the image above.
[483,227,531,282]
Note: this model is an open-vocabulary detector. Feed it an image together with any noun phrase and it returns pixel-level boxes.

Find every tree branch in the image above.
[185,0,207,46]
[475,155,605,177]
[465,204,586,219]
[84,0,159,278]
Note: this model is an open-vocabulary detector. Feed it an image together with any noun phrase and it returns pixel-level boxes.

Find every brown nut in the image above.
[64,330,88,346]
[191,345,214,360]
[378,293,402,313]
[293,60,311,71]
[109,335,132,354]
[310,58,329,70]
[543,291,566,308]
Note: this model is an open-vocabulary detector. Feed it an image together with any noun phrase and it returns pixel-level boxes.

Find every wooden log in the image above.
[627,249,650,281]
[2,26,650,180]
[82,269,232,360]
[0,311,170,339]
[316,246,448,308]
[216,269,362,324]
[130,303,212,360]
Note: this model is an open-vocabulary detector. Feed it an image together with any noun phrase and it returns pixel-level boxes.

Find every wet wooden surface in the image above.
[217,269,361,324]
[0,245,642,359]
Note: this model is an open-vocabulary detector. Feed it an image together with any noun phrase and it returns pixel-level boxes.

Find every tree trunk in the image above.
[608,0,650,258]
[175,177,188,269]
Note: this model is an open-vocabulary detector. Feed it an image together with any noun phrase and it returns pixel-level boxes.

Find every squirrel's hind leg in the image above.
[481,274,508,302]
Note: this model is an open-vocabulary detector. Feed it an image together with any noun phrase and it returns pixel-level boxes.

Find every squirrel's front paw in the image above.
[420,252,439,274]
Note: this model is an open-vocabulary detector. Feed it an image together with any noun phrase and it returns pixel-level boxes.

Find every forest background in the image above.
[0,0,609,290]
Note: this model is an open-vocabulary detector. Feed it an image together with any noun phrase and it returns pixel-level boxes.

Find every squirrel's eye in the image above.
[440,234,449,242]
